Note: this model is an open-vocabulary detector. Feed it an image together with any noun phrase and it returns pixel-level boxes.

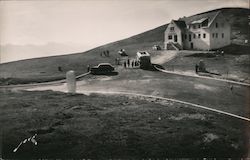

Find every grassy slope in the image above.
[163,52,250,82]
[0,90,248,158]
[0,24,167,84]
[0,8,249,84]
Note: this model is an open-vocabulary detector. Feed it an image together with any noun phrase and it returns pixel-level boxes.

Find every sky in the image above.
[0,0,249,63]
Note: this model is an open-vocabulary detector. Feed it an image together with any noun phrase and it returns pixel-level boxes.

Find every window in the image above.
[212,33,215,38]
[168,35,172,40]
[202,19,208,27]
[189,34,192,41]
[185,34,187,40]
[198,34,201,38]
[170,27,175,31]
[216,22,218,28]
[222,33,224,38]
[198,24,201,28]
[193,34,196,39]
[215,33,218,38]
[203,33,206,38]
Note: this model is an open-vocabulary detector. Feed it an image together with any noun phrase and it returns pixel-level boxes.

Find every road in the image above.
[2,51,249,121]
[26,67,250,121]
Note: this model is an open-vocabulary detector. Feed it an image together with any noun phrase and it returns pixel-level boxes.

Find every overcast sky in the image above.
[0,0,249,62]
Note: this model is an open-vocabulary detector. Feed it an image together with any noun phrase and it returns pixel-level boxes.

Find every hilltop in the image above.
[0,7,249,85]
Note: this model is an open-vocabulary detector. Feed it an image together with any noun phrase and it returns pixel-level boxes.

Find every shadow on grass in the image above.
[199,70,222,76]
[185,53,216,58]
[140,64,165,71]
[91,71,119,76]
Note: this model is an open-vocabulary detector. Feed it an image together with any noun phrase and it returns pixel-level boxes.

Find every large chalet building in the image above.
[164,11,231,50]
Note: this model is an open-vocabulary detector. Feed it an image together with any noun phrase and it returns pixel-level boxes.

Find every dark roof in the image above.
[180,11,220,26]
[173,20,187,30]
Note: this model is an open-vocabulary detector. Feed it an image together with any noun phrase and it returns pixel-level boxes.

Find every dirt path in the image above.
[151,50,177,64]
[27,83,250,122]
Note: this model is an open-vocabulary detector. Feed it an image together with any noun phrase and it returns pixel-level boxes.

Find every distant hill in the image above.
[0,43,93,63]
[0,7,249,84]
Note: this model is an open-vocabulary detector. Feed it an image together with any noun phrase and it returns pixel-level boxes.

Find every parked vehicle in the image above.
[90,63,115,74]
[152,45,161,50]
[118,49,128,56]
[136,51,151,69]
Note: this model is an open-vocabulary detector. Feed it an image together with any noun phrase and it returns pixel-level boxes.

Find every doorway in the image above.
[174,35,178,42]
[190,42,194,49]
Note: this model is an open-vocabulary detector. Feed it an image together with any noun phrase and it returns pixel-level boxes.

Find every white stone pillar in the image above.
[66,70,76,93]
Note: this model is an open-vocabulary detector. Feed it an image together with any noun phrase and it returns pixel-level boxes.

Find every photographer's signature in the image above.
[13,134,38,152]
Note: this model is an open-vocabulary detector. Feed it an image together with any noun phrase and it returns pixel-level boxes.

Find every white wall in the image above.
[164,21,183,49]
[209,14,231,50]
[183,26,211,50]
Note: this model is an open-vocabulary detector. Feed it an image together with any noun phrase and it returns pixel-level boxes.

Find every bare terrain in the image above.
[0,90,249,158]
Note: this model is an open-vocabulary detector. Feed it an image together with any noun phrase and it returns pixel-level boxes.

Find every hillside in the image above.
[0,7,249,85]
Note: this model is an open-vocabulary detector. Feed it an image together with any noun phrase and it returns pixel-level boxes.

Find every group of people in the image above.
[123,58,139,68]
[100,50,110,57]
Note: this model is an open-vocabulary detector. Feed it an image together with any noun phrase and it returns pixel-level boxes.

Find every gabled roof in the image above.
[173,20,187,30]
[180,11,221,27]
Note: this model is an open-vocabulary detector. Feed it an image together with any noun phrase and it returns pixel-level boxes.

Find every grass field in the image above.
[0,90,249,158]
[163,50,250,83]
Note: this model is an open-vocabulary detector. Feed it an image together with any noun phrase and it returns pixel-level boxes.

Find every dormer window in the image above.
[170,27,175,31]
[201,19,208,27]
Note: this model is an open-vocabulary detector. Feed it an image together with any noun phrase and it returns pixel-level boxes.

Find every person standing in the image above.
[117,58,120,65]
[221,50,224,56]
[87,65,90,72]
[195,64,199,73]
[230,85,233,92]
[115,58,118,65]
[124,61,127,68]
[132,60,134,68]
[127,59,130,67]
